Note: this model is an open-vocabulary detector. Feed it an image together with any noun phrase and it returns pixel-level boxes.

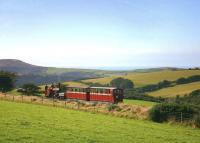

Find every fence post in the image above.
[53,96,55,107]
[77,100,80,109]
[181,112,183,123]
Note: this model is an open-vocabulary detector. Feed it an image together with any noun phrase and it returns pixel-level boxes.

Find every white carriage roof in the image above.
[90,87,117,89]
[67,86,118,89]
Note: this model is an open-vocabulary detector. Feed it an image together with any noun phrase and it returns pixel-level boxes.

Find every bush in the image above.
[176,77,188,84]
[149,103,196,123]
[176,75,200,85]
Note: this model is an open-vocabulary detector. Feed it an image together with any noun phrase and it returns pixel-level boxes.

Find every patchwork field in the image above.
[148,81,200,97]
[82,70,200,87]
[1,100,200,143]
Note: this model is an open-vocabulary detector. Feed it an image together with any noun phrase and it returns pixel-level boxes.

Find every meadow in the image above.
[148,81,200,97]
[1,100,200,143]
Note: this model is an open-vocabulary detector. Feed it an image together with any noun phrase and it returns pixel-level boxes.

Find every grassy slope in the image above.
[82,70,200,87]
[148,81,200,97]
[1,100,200,143]
[123,99,157,107]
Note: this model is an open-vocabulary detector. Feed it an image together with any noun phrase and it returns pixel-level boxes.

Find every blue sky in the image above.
[0,0,200,69]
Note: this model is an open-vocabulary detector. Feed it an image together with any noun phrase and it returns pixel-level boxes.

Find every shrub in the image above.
[149,103,196,123]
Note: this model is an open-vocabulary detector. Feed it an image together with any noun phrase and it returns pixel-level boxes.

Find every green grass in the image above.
[123,99,157,107]
[148,82,200,97]
[1,100,200,143]
[82,70,200,87]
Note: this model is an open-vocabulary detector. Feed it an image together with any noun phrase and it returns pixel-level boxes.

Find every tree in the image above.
[110,77,134,89]
[157,80,171,89]
[0,71,17,93]
[19,83,41,96]
[176,77,188,84]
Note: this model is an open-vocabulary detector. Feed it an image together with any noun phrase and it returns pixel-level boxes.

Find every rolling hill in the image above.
[0,59,47,75]
[82,69,200,87]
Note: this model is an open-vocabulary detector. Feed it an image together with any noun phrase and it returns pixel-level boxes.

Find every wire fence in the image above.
[157,110,194,123]
[0,93,93,111]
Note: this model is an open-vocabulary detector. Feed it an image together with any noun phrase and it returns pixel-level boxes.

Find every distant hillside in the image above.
[0,59,47,75]
[82,69,200,87]
[0,59,101,86]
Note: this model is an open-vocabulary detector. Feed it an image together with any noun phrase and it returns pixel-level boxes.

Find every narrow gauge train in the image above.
[45,86,124,104]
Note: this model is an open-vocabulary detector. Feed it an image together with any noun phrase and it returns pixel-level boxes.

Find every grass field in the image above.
[82,70,200,87]
[148,81,200,97]
[123,99,157,107]
[1,100,200,143]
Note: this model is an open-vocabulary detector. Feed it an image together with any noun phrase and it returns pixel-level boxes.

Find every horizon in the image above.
[0,58,198,71]
[1,0,200,68]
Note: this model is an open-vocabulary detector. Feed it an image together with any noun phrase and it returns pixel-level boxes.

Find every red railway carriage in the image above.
[89,87,123,103]
[65,87,123,103]
[65,87,90,101]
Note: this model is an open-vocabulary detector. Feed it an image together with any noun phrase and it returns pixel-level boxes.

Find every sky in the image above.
[0,0,200,69]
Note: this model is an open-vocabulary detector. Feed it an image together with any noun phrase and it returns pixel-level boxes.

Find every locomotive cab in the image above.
[113,88,124,103]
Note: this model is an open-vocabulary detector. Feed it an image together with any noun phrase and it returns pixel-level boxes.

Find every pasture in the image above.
[123,99,157,107]
[82,70,200,87]
[1,100,200,143]
[148,81,200,97]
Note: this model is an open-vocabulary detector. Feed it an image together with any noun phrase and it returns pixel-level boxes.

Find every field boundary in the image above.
[0,93,150,120]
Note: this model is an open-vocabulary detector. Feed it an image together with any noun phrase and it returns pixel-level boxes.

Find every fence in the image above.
[0,93,95,111]
[0,92,152,120]
[165,111,194,123]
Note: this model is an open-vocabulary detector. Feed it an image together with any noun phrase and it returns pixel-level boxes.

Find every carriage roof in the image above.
[67,86,119,90]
